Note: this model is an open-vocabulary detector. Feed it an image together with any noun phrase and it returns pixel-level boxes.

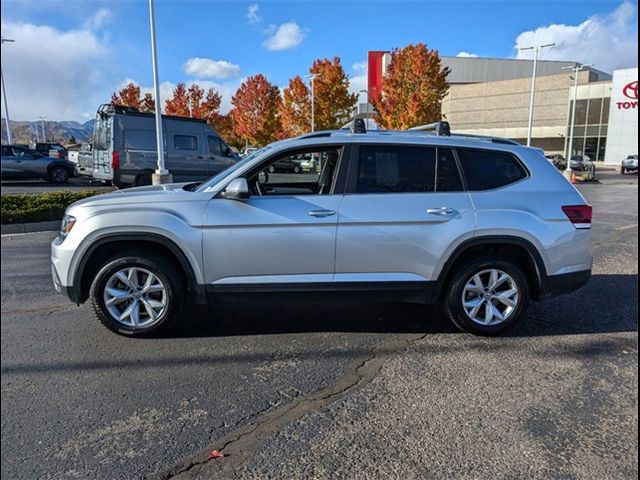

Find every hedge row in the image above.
[1,191,98,224]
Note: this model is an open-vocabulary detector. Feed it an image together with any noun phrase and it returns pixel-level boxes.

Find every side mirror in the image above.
[222,178,250,200]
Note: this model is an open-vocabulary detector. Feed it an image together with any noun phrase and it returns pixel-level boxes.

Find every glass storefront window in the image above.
[598,137,607,161]
[573,99,588,125]
[570,137,585,157]
[584,137,598,162]
[587,98,603,124]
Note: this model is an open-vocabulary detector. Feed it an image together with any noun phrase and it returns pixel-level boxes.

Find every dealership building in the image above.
[366,52,638,165]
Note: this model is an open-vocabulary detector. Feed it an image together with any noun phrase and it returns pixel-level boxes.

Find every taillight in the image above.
[562,205,592,229]
[111,151,120,169]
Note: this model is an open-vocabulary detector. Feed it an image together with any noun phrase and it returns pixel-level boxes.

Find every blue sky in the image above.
[1,0,638,121]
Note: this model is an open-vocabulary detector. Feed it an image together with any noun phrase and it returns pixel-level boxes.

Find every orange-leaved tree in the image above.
[111,82,142,109]
[309,57,357,130]
[279,75,310,138]
[110,83,155,112]
[165,83,223,125]
[371,43,450,130]
[230,74,281,146]
[164,83,190,117]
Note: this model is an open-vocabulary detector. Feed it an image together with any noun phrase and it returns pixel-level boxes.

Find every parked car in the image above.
[266,157,302,173]
[34,142,68,159]
[569,155,590,171]
[1,144,75,183]
[545,153,567,170]
[51,121,592,337]
[621,154,638,174]
[91,104,239,187]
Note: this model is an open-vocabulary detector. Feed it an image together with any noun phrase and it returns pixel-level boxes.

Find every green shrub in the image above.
[1,191,98,224]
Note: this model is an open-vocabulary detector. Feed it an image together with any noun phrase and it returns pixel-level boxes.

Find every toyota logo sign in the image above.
[623,81,638,100]
[617,80,638,110]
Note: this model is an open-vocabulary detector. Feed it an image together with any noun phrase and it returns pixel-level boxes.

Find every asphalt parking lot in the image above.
[1,178,637,479]
[1,177,116,195]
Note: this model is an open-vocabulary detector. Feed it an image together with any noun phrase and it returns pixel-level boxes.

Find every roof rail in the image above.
[408,121,451,136]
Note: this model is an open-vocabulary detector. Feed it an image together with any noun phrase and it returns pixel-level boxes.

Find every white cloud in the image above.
[456,51,479,58]
[348,62,368,102]
[0,20,110,121]
[83,7,113,30]
[514,1,638,72]
[263,21,306,51]
[183,58,240,79]
[246,4,261,25]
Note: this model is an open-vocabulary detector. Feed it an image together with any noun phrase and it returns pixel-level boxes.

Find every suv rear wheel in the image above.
[89,252,185,336]
[444,255,530,336]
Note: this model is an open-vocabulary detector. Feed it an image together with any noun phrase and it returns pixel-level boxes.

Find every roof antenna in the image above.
[351,118,367,134]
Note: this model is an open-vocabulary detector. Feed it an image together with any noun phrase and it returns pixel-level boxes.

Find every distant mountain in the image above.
[1,118,96,145]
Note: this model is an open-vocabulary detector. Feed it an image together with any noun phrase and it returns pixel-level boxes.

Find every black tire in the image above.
[443,255,530,336]
[48,166,70,184]
[621,167,625,175]
[135,173,153,186]
[293,165,301,173]
[89,252,185,337]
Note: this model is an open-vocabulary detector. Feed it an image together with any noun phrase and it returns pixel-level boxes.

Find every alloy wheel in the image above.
[461,268,519,326]
[103,267,167,328]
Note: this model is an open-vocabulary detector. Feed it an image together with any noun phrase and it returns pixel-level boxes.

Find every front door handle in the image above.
[308,209,336,217]
[427,207,458,216]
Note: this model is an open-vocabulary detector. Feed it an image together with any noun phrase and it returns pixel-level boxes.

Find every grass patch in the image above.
[1,190,98,224]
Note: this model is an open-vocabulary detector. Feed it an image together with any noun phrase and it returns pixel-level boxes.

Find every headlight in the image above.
[60,214,76,239]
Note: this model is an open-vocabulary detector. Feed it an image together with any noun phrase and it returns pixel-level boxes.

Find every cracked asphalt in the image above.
[1,175,637,479]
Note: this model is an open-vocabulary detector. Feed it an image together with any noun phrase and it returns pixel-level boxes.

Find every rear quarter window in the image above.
[457,148,528,191]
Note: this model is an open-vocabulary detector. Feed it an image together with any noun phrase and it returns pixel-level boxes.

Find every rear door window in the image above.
[356,145,436,193]
[457,148,527,191]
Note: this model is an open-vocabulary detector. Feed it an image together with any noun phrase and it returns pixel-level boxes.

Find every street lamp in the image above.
[359,89,370,129]
[305,73,321,132]
[148,0,171,184]
[562,63,594,174]
[1,37,15,145]
[519,43,555,146]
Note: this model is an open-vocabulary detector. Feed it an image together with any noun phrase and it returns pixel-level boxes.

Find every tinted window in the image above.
[207,136,223,155]
[357,145,435,193]
[125,130,157,150]
[436,148,463,192]
[458,149,527,191]
[1,146,11,157]
[174,135,198,151]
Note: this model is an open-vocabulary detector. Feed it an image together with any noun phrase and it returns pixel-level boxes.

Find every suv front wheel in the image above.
[89,252,185,336]
[444,255,530,336]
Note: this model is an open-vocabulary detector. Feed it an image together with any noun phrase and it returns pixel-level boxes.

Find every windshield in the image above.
[197,145,272,192]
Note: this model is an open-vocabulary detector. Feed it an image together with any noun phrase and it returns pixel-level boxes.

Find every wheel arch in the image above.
[71,233,205,305]
[434,235,548,301]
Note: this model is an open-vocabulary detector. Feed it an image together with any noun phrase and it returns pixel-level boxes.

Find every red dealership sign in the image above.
[617,80,638,110]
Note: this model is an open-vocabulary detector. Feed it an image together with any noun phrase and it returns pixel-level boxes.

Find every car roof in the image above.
[268,129,532,155]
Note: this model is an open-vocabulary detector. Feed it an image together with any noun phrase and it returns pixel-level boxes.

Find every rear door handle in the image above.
[308,209,336,217]
[427,207,458,216]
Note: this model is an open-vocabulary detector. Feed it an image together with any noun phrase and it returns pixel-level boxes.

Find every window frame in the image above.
[454,147,530,192]
[231,143,350,197]
[345,143,467,195]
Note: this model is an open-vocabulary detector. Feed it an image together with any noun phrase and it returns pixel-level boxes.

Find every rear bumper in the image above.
[539,270,591,299]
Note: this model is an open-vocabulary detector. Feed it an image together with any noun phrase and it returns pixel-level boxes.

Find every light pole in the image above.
[1,37,15,145]
[305,73,320,132]
[359,89,370,129]
[148,0,171,184]
[563,63,594,173]
[519,43,555,146]
[39,116,46,142]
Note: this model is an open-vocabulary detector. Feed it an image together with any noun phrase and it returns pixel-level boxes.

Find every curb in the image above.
[1,220,60,235]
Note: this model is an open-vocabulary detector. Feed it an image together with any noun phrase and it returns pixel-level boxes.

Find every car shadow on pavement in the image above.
[170,274,638,339]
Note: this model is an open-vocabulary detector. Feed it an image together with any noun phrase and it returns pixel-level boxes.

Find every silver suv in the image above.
[51,122,593,336]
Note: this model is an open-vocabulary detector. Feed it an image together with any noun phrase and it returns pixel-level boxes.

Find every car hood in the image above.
[70,182,207,209]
